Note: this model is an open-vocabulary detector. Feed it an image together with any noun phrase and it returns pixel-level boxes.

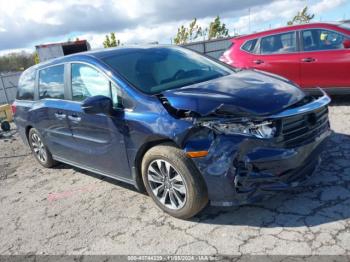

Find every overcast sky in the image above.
[0,0,349,54]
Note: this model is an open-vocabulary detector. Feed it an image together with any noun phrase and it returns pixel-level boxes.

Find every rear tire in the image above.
[142,143,208,219]
[28,128,57,168]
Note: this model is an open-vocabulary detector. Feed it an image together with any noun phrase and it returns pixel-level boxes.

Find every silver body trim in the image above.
[270,88,331,119]
[53,155,135,185]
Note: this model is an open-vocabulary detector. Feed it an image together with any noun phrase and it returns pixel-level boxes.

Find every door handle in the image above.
[301,57,316,62]
[68,115,81,122]
[253,59,264,65]
[54,112,66,120]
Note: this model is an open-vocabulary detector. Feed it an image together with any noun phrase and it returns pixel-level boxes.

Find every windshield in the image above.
[102,47,232,94]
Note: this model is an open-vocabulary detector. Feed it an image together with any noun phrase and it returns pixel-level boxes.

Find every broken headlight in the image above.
[202,120,276,139]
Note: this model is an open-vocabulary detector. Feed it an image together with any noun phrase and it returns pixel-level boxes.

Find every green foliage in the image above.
[174,16,229,45]
[188,18,203,42]
[207,16,229,40]
[174,25,189,45]
[288,6,315,25]
[34,52,40,64]
[0,52,35,73]
[103,32,121,48]
[174,19,203,45]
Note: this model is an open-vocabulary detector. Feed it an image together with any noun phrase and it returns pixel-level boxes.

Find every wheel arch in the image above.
[25,125,33,140]
[132,138,178,193]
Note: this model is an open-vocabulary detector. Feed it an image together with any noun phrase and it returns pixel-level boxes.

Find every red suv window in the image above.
[302,29,347,51]
[260,32,297,54]
[241,39,258,53]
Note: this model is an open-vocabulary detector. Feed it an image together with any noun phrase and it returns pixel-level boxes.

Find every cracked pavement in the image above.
[0,98,349,255]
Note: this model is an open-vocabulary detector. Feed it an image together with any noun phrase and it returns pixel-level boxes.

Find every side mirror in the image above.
[81,95,113,115]
[343,39,350,49]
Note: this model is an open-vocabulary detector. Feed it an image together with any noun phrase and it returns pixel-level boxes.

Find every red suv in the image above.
[220,22,350,94]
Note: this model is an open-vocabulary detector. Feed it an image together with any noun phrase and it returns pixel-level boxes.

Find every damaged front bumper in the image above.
[184,89,332,206]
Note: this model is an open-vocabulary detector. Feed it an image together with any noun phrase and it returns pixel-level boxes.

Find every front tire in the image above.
[142,143,208,219]
[28,128,56,168]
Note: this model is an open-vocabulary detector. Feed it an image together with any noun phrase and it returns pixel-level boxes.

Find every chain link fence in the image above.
[182,37,232,59]
[0,72,21,105]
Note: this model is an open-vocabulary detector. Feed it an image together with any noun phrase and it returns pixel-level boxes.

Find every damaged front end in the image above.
[176,89,331,206]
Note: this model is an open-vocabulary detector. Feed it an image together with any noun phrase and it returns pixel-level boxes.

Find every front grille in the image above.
[279,106,329,148]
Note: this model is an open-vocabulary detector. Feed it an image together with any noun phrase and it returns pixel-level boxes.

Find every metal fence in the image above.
[182,37,232,59]
[0,72,21,105]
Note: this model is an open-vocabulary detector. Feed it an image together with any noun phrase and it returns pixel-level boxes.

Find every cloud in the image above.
[0,0,140,50]
[0,0,273,51]
[147,0,271,23]
[310,0,345,14]
[0,0,347,52]
[225,0,345,35]
[229,0,306,34]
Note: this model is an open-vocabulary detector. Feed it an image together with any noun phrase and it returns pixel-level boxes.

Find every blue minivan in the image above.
[14,46,331,218]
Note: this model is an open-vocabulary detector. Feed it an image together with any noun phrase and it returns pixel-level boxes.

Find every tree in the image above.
[188,18,203,42]
[103,32,121,48]
[207,16,229,40]
[174,25,189,45]
[34,52,40,64]
[174,18,203,45]
[0,52,36,73]
[174,16,229,44]
[287,6,315,25]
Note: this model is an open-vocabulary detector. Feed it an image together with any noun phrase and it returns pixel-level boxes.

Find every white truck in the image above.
[35,40,91,62]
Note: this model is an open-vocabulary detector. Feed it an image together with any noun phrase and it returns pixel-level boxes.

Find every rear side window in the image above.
[241,39,258,53]
[260,32,297,54]
[302,29,347,51]
[39,65,65,99]
[17,69,36,100]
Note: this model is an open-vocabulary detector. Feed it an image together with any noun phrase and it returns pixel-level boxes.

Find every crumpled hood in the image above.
[160,70,305,117]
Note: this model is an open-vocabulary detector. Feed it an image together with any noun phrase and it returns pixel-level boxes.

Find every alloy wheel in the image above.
[31,133,47,163]
[147,159,187,210]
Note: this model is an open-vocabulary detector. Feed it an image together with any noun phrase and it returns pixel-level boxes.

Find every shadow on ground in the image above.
[0,128,17,140]
[4,104,350,229]
[195,132,350,227]
[330,95,350,106]
[52,131,350,228]
[49,131,350,228]
[53,163,139,193]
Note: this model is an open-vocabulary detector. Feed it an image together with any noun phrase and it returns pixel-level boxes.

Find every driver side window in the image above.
[71,63,121,107]
[302,29,346,51]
